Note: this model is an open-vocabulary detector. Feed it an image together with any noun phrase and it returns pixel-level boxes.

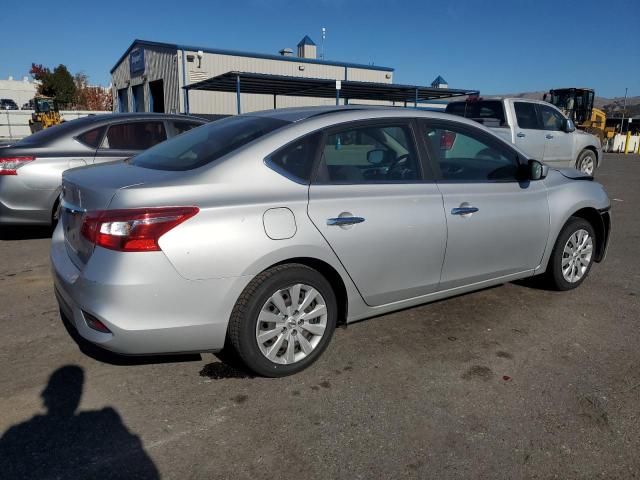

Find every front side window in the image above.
[423,124,519,182]
[539,105,565,131]
[315,123,421,183]
[132,116,290,171]
[103,121,167,150]
[514,102,541,130]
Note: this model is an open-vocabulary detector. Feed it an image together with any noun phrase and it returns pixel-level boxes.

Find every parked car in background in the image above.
[1,99,19,110]
[22,100,34,110]
[445,98,602,175]
[0,113,207,225]
[51,106,611,377]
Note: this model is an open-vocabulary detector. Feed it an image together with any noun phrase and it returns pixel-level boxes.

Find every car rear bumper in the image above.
[50,223,252,355]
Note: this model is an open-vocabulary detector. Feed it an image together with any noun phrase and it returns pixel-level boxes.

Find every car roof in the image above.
[12,112,208,148]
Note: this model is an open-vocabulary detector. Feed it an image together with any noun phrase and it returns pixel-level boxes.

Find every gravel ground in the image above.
[0,153,638,479]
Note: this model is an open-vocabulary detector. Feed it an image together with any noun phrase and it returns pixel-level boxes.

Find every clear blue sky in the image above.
[1,0,638,98]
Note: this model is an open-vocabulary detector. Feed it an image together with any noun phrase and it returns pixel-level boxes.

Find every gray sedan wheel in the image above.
[228,264,337,377]
[545,217,596,291]
[577,150,596,176]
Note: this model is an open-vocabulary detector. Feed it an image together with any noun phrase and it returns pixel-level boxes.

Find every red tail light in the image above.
[81,207,199,252]
[0,156,35,175]
[440,131,457,150]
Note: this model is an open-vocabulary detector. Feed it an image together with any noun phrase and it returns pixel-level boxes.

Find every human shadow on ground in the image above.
[0,365,160,479]
[0,225,53,241]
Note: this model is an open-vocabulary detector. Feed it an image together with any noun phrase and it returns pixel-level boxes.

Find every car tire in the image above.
[227,263,337,377]
[544,217,596,291]
[576,149,596,175]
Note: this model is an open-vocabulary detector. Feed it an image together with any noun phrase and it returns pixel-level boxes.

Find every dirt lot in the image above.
[1,153,639,479]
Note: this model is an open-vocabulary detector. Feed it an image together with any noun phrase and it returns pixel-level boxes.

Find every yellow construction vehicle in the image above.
[28,96,63,133]
[543,88,615,143]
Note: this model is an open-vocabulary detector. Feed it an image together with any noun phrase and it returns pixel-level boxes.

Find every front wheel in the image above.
[227,264,337,377]
[544,217,596,291]
[576,149,596,175]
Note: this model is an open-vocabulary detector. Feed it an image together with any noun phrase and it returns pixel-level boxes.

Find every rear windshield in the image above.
[446,101,507,127]
[131,116,290,171]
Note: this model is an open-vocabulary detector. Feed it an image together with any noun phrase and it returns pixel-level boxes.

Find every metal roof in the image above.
[297,35,316,47]
[111,39,394,74]
[184,71,479,103]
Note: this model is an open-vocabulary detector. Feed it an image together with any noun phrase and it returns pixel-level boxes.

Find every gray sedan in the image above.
[0,113,206,225]
[51,107,611,377]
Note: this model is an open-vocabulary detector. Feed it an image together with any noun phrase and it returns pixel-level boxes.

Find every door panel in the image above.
[437,182,549,289]
[539,104,574,166]
[512,101,546,160]
[308,184,447,305]
[419,119,550,290]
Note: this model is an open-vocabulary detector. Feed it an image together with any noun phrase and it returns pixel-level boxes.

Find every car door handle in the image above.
[545,134,554,139]
[451,207,479,216]
[516,132,526,138]
[327,216,365,226]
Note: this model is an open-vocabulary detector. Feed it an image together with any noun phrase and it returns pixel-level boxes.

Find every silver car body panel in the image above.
[51,107,611,355]
[0,113,207,225]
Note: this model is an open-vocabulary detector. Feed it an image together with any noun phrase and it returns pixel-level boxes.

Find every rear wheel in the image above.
[576,149,596,175]
[544,217,596,291]
[227,264,337,377]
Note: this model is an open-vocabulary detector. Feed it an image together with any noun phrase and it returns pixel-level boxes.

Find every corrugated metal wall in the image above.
[111,42,394,115]
[111,45,181,113]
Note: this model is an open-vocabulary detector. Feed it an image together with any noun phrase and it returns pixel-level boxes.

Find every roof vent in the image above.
[279,48,294,57]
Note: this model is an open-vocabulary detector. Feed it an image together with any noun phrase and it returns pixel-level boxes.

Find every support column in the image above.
[236,75,241,115]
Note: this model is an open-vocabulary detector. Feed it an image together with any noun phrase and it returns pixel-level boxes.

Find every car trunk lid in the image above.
[61,163,178,268]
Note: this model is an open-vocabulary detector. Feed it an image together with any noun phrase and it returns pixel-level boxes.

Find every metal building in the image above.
[110,37,394,115]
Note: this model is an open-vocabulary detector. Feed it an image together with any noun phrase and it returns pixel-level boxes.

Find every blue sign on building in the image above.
[130,49,145,75]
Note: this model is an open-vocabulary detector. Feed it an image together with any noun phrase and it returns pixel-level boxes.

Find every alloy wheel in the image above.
[255,283,328,365]
[579,155,594,175]
[561,229,593,283]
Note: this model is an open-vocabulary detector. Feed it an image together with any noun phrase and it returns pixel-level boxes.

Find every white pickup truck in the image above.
[445,98,602,175]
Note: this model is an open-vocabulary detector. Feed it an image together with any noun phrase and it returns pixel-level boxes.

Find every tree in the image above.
[29,63,75,106]
[73,71,112,111]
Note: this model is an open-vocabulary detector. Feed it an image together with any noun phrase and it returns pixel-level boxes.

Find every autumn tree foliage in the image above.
[30,63,112,111]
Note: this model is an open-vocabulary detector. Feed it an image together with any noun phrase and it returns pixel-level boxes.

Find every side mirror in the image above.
[563,118,575,133]
[367,149,386,165]
[528,159,548,180]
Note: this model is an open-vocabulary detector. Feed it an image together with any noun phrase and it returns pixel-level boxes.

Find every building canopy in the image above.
[184,71,478,105]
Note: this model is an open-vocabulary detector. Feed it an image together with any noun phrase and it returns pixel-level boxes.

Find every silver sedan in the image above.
[51,107,611,376]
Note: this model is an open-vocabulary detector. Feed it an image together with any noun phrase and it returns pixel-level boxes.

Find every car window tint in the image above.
[514,102,541,130]
[315,124,421,183]
[539,105,565,131]
[103,121,167,150]
[267,133,320,183]
[131,116,290,171]
[424,125,519,182]
[173,121,202,135]
[445,101,506,127]
[76,127,105,148]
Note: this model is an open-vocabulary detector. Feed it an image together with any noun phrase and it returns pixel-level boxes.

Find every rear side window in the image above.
[173,121,202,136]
[132,116,290,171]
[445,101,506,127]
[76,127,105,148]
[315,123,421,183]
[266,133,321,183]
[103,121,167,150]
[514,102,541,130]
